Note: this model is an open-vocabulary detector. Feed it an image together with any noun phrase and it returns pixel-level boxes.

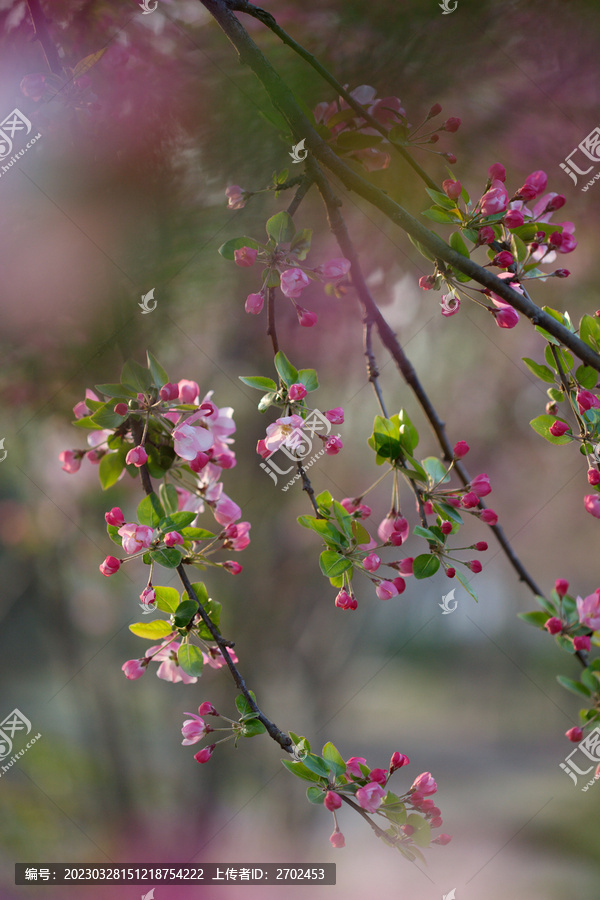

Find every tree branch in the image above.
[199,0,600,372]
[25,0,64,76]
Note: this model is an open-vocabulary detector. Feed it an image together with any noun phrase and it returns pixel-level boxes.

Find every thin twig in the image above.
[266,286,279,354]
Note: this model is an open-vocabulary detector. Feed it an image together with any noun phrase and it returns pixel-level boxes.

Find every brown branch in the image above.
[198,0,600,373]
[25,0,64,76]
[130,418,293,752]
[266,286,279,354]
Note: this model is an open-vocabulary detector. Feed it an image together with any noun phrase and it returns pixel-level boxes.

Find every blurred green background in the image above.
[1,0,599,897]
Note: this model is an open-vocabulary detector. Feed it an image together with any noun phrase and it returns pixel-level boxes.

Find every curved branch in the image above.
[199,0,600,372]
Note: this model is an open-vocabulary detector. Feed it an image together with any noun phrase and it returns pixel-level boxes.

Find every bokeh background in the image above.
[1,0,600,897]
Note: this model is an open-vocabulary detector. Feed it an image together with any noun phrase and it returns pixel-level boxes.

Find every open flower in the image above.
[117,523,154,555]
[576,591,600,630]
[356,782,386,813]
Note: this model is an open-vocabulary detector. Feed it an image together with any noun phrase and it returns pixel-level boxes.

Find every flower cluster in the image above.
[220,209,350,327]
[180,693,268,765]
[284,736,449,856]
[418,164,576,329]
[314,86,460,171]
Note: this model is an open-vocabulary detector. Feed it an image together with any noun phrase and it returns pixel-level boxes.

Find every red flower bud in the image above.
[554,579,569,597]
[442,179,462,200]
[428,103,442,118]
[475,541,488,551]
[544,616,563,635]
[553,268,570,278]
[566,727,583,743]
[443,117,461,133]
[573,635,591,652]
[453,440,470,458]
[469,559,483,573]
[492,251,514,268]
[549,420,570,437]
[446,567,456,578]
[588,469,600,486]
[441,521,453,535]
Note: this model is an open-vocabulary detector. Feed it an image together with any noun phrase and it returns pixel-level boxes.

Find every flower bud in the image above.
[492,251,514,268]
[325,407,345,424]
[546,194,566,211]
[324,790,342,811]
[573,635,591,652]
[418,275,436,290]
[114,402,128,416]
[469,560,483,573]
[126,446,148,467]
[245,292,264,315]
[504,209,524,228]
[428,103,442,117]
[488,162,506,182]
[190,451,211,473]
[584,494,600,518]
[475,541,488,551]
[549,420,570,437]
[441,521,453,535]
[376,580,399,601]
[335,589,357,611]
[288,383,307,401]
[446,567,456,578]
[105,507,126,527]
[121,659,146,680]
[588,469,600,486]
[461,491,479,509]
[159,382,179,401]
[566,727,583,743]
[546,401,558,415]
[433,833,452,845]
[296,306,318,327]
[363,552,381,572]
[480,509,498,526]
[390,751,410,771]
[444,152,457,164]
[198,702,219,716]
[99,556,121,577]
[392,576,406,594]
[477,226,496,245]
[544,616,563,634]
[194,744,216,763]
[442,179,462,200]
[453,440,470,458]
[553,268,570,278]
[443,117,461,132]
[164,531,184,547]
[234,246,257,267]
[494,306,520,329]
[223,560,243,575]
[325,436,343,455]
[329,830,345,848]
[555,579,569,597]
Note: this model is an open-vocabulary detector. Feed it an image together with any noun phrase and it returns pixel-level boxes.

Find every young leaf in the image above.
[146,351,168,388]
[154,586,180,614]
[274,351,299,386]
[241,718,267,737]
[522,358,555,384]
[99,451,125,490]
[319,550,352,578]
[178,643,204,676]
[282,759,323,783]
[121,359,153,393]
[173,599,198,628]
[297,368,319,392]
[306,785,325,804]
[137,492,165,527]
[239,375,279,392]
[72,48,106,79]
[517,611,549,628]
[266,211,296,243]
[159,483,179,515]
[529,414,573,445]
[556,675,591,698]
[95,383,138,400]
[413,554,440,579]
[218,236,261,260]
[129,620,172,640]
[150,548,182,569]
[158,511,197,532]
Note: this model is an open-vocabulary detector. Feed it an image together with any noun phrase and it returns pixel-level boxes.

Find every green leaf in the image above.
[129,620,172,640]
[282,759,323,783]
[351,520,371,545]
[398,410,419,452]
[336,132,383,150]
[529,414,573,445]
[266,211,296,243]
[301,753,333,779]
[455,568,478,601]
[177,643,204,676]
[137,493,165,527]
[158,511,197,532]
[195,598,222,641]
[297,368,319,392]
[422,207,459,224]
[322,742,346,770]
[258,391,277,411]
[218,236,261,260]
[159,483,179,515]
[146,351,168,388]
[332,500,354,541]
[425,188,457,210]
[95,383,138,400]
[580,668,600,693]
[316,490,333,510]
[555,633,576,654]
[421,456,449,486]
[449,231,470,257]
[557,675,591,698]
[89,403,125,429]
[576,365,598,390]
[522,358,556,384]
[433,502,463,525]
[413,554,440,579]
[180,527,215,541]
[239,375,279,392]
[150,548,182,569]
[406,814,431,848]
[121,359,153,393]
[173,599,198,627]
[372,415,401,460]
[306,785,325,804]
[319,550,352,578]
[235,691,257,717]
[517,611,549,628]
[186,582,209,607]
[289,228,312,261]
[241,718,267,737]
[274,351,299,386]
[297,516,344,546]
[544,344,573,373]
[413,525,442,544]
[580,314,600,352]
[106,524,122,547]
[98,451,125,490]
[154,586,180,614]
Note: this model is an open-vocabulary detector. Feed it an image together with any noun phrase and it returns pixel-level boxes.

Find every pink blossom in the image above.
[288,383,307,401]
[214,494,241,526]
[325,436,343,455]
[140,586,156,608]
[181,713,210,745]
[371,95,405,123]
[121,659,146,679]
[524,170,548,197]
[442,179,462,200]
[504,209,524,228]
[245,292,264,315]
[117,523,154,555]
[280,268,311,298]
[256,439,270,459]
[325,407,345,424]
[204,646,239,669]
[397,558,414,576]
[99,555,121,577]
[173,422,214,460]
[480,182,509,215]
[320,258,351,280]
[264,415,304,453]
[234,246,257,267]
[433,833,452,845]
[577,592,600,630]
[363,552,381,572]
[480,508,498,525]
[369,768,388,785]
[440,293,460,317]
[222,521,251,551]
[376,580,398,601]
[353,147,391,171]
[329,831,345,849]
[225,185,246,209]
[335,589,357,610]
[159,382,179,402]
[296,306,318,327]
[345,756,367,778]
[470,473,491,497]
[59,450,82,474]
[146,640,199,684]
[390,751,410,771]
[73,400,90,419]
[198,702,219,716]
[191,451,211,472]
[412,772,437,795]
[324,790,342,811]
[494,306,520,329]
[125,446,148,467]
[356,782,386,813]
[194,744,216,763]
[178,379,199,404]
[164,531,184,547]
[223,560,243,575]
[105,507,125,527]
[584,494,600,518]
[419,275,435,290]
[488,162,506,182]
[577,390,599,414]
[341,497,371,518]
[453,440,469,458]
